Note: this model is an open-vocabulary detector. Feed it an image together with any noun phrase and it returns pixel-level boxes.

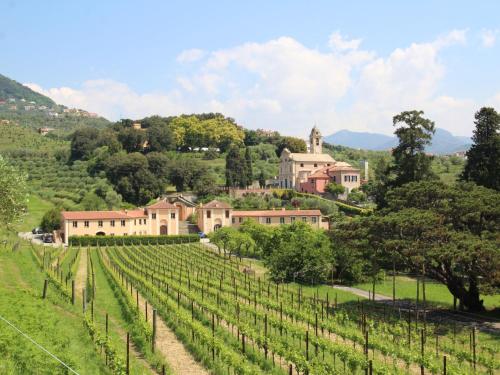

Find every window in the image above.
[152,213,156,219]
[265,217,271,224]
[316,139,319,145]
[139,219,142,225]
[279,217,285,224]
[344,175,349,182]
[171,213,176,219]
[300,163,304,167]
[239,217,243,223]
[144,219,147,225]
[314,163,318,167]
[312,217,317,224]
[110,220,115,227]
[124,233,128,236]
[207,210,211,219]
[327,163,330,166]
[302,217,307,222]
[290,217,295,222]
[110,233,114,236]
[84,221,89,228]
[98,220,103,227]
[333,176,336,182]
[232,217,235,224]
[72,221,78,228]
[353,175,358,182]
[121,220,126,227]
[225,210,230,218]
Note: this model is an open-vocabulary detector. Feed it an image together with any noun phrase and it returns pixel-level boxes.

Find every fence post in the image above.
[126,332,130,375]
[71,280,75,304]
[42,279,48,299]
[152,309,157,353]
[443,355,446,375]
[82,288,86,313]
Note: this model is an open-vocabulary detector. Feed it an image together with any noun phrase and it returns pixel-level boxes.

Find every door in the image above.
[160,225,168,235]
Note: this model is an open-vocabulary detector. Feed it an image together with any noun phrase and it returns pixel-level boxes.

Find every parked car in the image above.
[32,227,44,235]
[42,234,53,243]
[198,232,207,239]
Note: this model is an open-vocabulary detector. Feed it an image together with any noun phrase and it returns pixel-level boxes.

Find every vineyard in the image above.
[88,242,499,375]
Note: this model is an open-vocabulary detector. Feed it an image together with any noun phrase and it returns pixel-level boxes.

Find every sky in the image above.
[1,1,499,137]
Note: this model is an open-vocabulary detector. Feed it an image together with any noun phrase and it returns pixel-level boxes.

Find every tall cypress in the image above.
[244,147,253,188]
[461,107,500,190]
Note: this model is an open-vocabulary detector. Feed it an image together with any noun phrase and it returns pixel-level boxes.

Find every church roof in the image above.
[288,153,334,162]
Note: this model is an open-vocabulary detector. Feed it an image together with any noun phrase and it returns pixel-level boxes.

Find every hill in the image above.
[324,128,471,155]
[0,73,110,133]
[0,73,55,107]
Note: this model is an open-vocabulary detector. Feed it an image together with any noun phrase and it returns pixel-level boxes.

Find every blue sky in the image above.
[1,1,499,136]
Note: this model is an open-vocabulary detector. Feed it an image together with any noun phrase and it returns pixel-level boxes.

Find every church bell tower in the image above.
[309,126,322,154]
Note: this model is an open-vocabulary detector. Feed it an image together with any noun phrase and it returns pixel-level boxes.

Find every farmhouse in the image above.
[61,198,328,244]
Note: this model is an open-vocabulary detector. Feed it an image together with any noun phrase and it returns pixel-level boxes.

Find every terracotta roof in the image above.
[61,211,131,220]
[125,209,148,218]
[233,209,321,217]
[147,199,177,209]
[201,200,232,209]
[287,153,334,162]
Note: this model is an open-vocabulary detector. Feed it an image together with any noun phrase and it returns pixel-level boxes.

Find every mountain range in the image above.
[324,128,471,155]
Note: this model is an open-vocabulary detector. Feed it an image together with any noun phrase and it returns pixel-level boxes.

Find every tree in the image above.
[461,107,500,190]
[146,152,170,182]
[258,171,266,188]
[104,190,122,209]
[79,192,107,211]
[239,219,274,257]
[70,127,100,160]
[144,116,175,152]
[168,158,206,192]
[276,136,307,156]
[325,182,345,199]
[390,110,436,187]
[244,147,253,186]
[225,146,246,188]
[117,127,146,153]
[265,222,332,284]
[104,152,163,205]
[0,156,27,228]
[347,188,366,204]
[359,181,500,311]
[193,171,218,197]
[40,208,61,232]
[209,227,238,256]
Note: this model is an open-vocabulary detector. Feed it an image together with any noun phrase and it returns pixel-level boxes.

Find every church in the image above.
[278,126,361,195]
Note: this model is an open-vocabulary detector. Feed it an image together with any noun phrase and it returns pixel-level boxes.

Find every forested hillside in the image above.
[0,73,55,106]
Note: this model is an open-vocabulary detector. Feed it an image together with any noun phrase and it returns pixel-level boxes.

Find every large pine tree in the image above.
[461,107,500,190]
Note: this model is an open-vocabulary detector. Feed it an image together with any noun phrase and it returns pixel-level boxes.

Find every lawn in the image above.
[354,275,500,310]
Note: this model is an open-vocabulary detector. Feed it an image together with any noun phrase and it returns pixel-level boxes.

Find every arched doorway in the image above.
[160,225,168,235]
[213,218,222,232]
[96,231,106,236]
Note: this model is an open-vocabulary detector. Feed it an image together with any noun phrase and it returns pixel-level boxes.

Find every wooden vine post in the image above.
[126,332,130,375]
[42,279,48,299]
[152,309,157,353]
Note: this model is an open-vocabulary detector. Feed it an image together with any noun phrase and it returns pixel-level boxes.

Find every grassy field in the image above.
[0,232,109,374]
[354,275,500,311]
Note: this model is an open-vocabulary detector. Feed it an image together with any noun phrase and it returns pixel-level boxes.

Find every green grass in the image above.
[354,275,500,310]
[0,232,108,374]
[16,194,54,232]
[89,249,158,374]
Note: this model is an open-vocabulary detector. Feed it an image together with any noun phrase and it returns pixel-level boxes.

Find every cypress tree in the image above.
[461,107,500,190]
[244,147,253,188]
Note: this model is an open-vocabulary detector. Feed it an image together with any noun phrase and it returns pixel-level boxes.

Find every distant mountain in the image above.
[324,130,396,150]
[324,128,471,155]
[0,74,55,107]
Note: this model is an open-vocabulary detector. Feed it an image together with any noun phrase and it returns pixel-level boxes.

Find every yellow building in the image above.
[231,208,327,230]
[61,199,179,245]
[196,200,233,234]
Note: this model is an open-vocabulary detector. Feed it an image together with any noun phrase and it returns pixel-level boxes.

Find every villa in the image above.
[61,198,328,245]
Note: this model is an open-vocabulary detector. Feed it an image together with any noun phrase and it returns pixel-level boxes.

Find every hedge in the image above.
[69,234,199,246]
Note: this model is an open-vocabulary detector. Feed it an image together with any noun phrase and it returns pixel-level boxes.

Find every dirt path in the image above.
[74,248,87,297]
[332,284,392,302]
[135,289,209,375]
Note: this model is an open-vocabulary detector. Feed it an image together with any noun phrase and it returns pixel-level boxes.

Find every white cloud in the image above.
[176,48,205,63]
[28,29,487,137]
[328,31,362,51]
[480,29,498,48]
